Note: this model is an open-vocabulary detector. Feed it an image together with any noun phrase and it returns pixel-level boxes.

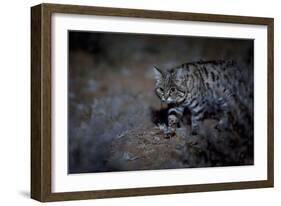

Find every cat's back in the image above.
[170,60,252,92]
[189,60,236,81]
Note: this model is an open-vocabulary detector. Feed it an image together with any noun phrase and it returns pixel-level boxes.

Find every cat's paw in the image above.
[168,114,179,128]
[215,117,231,132]
[164,127,176,138]
[157,124,175,138]
[214,121,230,132]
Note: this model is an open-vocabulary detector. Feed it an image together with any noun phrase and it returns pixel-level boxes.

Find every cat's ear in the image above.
[153,66,164,82]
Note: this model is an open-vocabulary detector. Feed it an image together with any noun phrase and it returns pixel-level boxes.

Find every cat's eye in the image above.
[157,88,164,93]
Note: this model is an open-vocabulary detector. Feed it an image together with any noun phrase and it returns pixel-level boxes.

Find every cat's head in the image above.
[153,66,187,104]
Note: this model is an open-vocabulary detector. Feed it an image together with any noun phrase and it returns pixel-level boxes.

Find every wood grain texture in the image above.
[31,4,42,201]
[42,3,273,25]
[31,3,274,202]
[267,20,274,186]
[31,4,52,202]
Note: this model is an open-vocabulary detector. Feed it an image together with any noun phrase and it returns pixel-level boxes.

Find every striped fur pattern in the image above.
[153,60,253,137]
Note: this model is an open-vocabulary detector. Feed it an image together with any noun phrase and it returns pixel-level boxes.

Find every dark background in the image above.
[68,31,253,174]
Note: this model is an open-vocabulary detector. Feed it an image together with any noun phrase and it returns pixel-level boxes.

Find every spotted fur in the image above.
[153,60,253,136]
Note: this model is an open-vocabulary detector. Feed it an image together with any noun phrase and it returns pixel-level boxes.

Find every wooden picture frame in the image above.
[31,3,274,202]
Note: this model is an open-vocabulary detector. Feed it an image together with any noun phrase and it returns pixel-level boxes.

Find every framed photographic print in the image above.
[31,3,274,202]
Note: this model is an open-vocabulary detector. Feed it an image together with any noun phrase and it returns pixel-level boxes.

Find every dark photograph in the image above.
[68,31,254,174]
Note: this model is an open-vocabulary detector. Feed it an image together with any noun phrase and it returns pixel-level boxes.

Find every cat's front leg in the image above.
[165,107,184,138]
[165,114,178,137]
[191,110,204,135]
[216,101,231,131]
